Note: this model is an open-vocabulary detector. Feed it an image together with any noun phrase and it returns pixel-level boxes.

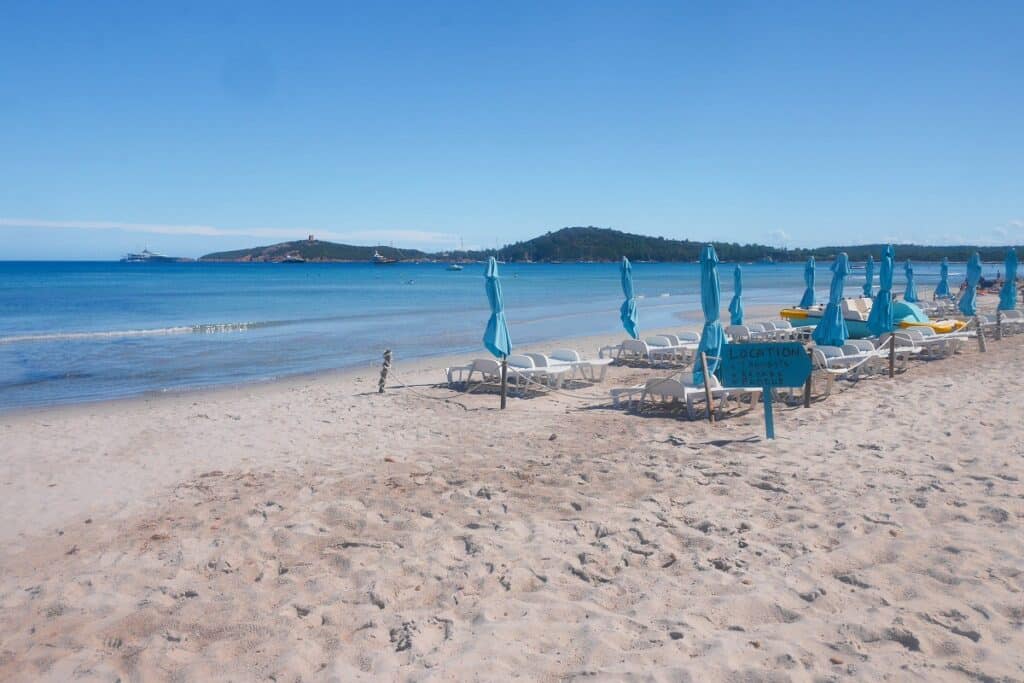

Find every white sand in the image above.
[1,316,1022,681]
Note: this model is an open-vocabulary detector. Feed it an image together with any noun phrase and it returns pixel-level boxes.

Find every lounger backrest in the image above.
[644,377,685,400]
[774,320,793,330]
[683,374,722,389]
[815,345,844,359]
[621,339,649,355]
[726,325,750,341]
[523,352,549,367]
[549,348,581,362]
[661,334,682,345]
[917,327,937,337]
[677,331,700,343]
[507,354,535,369]
[471,358,501,376]
[747,323,765,332]
[646,335,673,347]
[841,343,865,356]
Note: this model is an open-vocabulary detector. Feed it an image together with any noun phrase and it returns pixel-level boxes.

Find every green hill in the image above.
[200,228,1021,263]
[485,227,781,263]
[199,239,427,262]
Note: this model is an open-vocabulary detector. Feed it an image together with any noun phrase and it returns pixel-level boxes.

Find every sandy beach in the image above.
[1,317,1022,682]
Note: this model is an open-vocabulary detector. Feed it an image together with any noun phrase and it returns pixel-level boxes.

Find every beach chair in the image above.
[640,375,761,419]
[536,349,614,382]
[907,328,963,357]
[646,335,690,361]
[747,322,772,341]
[507,354,570,389]
[726,325,752,343]
[639,376,726,419]
[446,358,503,387]
[998,310,1023,334]
[840,341,885,376]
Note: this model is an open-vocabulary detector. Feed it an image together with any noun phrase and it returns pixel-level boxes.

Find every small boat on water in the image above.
[372,250,398,265]
[120,249,179,263]
[780,297,967,338]
[446,263,464,271]
[278,252,306,263]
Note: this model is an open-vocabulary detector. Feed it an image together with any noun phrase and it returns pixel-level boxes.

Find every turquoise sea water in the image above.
[0,260,976,410]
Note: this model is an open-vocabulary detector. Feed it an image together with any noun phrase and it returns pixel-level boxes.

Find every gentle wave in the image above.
[0,322,262,345]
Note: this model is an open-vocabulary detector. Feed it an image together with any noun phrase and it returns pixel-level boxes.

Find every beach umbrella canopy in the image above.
[728,264,744,326]
[934,257,951,298]
[903,260,919,303]
[812,253,852,347]
[482,257,512,358]
[693,245,725,385]
[799,257,816,307]
[619,256,639,339]
[959,252,981,317]
[999,249,1018,311]
[862,255,874,297]
[867,245,896,336]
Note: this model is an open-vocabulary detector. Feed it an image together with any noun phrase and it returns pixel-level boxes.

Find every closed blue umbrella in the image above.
[619,257,639,339]
[904,260,919,303]
[866,245,896,336]
[799,257,816,307]
[998,249,1018,311]
[728,264,744,326]
[862,255,874,297]
[812,253,852,347]
[693,245,725,385]
[934,257,951,298]
[483,257,512,408]
[959,252,981,317]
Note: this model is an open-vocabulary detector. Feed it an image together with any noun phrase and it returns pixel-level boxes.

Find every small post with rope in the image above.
[378,349,392,393]
[803,348,812,408]
[700,352,715,424]
[974,316,987,353]
[888,334,896,379]
[995,310,1003,341]
[499,357,508,410]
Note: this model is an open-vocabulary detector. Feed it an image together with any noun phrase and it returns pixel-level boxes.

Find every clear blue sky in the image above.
[2,1,1022,259]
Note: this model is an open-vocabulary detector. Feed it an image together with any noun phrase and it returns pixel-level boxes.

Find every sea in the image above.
[0,260,974,411]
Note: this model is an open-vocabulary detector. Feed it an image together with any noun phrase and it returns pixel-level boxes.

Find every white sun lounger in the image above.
[639,374,761,419]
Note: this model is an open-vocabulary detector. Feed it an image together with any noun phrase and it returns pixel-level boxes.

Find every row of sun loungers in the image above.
[447,310,1013,418]
[727,320,814,342]
[445,349,614,392]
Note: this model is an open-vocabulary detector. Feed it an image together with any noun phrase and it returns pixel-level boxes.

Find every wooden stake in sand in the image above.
[996,310,1003,341]
[700,352,715,424]
[378,349,392,393]
[975,316,987,353]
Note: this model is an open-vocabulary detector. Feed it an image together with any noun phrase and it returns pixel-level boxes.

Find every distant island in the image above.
[199,227,1020,264]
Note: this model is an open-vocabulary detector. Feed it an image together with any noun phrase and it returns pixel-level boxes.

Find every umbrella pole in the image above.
[700,352,715,424]
[500,357,508,409]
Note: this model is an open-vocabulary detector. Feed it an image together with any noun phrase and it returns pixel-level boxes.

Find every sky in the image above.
[1,1,1022,259]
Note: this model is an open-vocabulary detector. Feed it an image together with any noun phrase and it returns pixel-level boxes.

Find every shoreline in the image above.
[0,302,787,417]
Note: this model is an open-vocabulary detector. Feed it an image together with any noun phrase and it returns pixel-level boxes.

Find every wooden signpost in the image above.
[719,342,812,440]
